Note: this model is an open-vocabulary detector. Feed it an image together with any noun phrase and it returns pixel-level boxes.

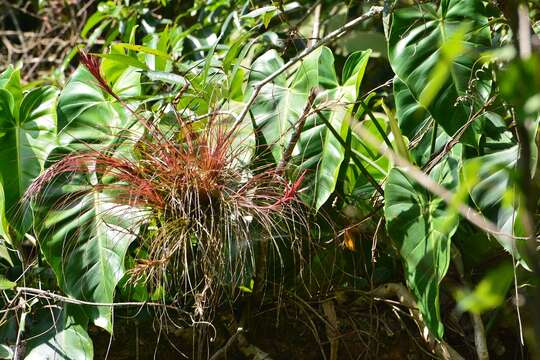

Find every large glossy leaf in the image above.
[249,48,371,209]
[346,116,391,203]
[384,154,461,338]
[36,65,142,332]
[462,142,537,268]
[56,65,140,151]
[394,77,430,139]
[388,0,490,143]
[247,48,319,162]
[36,171,140,332]
[0,67,57,241]
[25,305,93,360]
[394,77,452,167]
[296,49,371,209]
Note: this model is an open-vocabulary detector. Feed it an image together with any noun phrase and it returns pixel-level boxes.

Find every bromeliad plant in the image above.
[27,52,310,320]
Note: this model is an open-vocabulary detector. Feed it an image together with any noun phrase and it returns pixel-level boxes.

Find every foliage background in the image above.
[0,0,539,359]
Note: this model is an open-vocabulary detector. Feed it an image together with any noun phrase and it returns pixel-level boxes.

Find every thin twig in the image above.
[422,96,497,173]
[451,244,489,360]
[15,287,183,311]
[308,3,322,47]
[209,328,244,360]
[353,125,521,246]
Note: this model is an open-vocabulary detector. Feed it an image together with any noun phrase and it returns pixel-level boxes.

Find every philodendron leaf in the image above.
[462,142,538,269]
[0,66,58,241]
[0,275,15,290]
[394,77,451,167]
[0,344,12,360]
[35,171,140,333]
[384,154,461,339]
[250,47,371,209]
[393,77,430,139]
[25,305,93,360]
[36,64,142,332]
[56,65,140,151]
[296,49,371,209]
[388,0,490,144]
[247,48,319,163]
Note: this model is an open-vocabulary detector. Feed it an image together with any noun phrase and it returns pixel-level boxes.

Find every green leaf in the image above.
[346,115,391,199]
[384,154,461,339]
[247,48,319,162]
[0,71,58,241]
[388,0,491,143]
[394,77,451,167]
[81,12,107,38]
[36,177,140,332]
[298,49,371,209]
[455,262,514,314]
[96,53,148,71]
[25,305,93,360]
[462,143,537,268]
[37,65,142,332]
[0,66,22,109]
[0,344,12,359]
[145,71,187,86]
[0,180,10,244]
[249,48,371,209]
[393,77,430,139]
[56,66,140,151]
[0,275,15,290]
[115,43,171,61]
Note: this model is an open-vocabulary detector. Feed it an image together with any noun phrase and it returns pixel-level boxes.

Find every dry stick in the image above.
[471,315,489,360]
[353,125,518,247]
[209,328,244,360]
[231,6,384,134]
[451,244,489,360]
[422,96,497,173]
[321,300,339,360]
[15,287,183,311]
[308,3,322,48]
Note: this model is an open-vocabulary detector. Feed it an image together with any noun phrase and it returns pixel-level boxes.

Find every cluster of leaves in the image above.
[1,0,540,359]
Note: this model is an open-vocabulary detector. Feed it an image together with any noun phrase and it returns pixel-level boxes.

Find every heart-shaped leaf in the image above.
[36,64,141,332]
[25,305,93,360]
[388,0,491,143]
[36,178,140,332]
[298,49,371,209]
[247,48,319,162]
[0,66,57,241]
[384,154,461,338]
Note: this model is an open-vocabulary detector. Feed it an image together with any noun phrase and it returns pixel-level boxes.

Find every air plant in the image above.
[27,52,310,319]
